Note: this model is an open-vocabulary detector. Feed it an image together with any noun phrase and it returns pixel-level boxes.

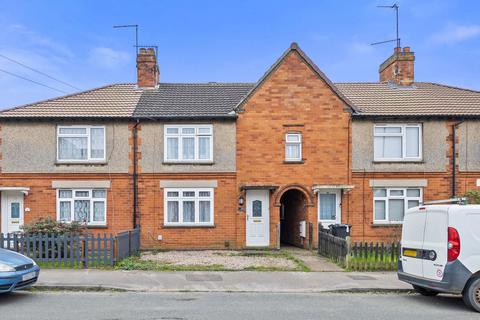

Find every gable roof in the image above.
[1,42,480,120]
[335,82,480,117]
[134,83,253,119]
[235,42,359,113]
[0,84,141,118]
[0,82,253,119]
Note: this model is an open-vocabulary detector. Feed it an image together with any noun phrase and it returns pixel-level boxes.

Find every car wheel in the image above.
[412,285,439,296]
[463,277,480,313]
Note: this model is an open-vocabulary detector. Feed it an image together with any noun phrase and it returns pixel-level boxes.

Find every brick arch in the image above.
[273,184,315,207]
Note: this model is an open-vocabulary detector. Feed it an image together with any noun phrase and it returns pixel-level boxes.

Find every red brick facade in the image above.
[1,45,478,250]
[236,48,352,248]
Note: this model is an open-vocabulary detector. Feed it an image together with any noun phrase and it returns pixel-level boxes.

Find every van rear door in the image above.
[422,206,449,281]
[401,207,427,278]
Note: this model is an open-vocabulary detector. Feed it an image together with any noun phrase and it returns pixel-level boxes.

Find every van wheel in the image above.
[463,277,480,312]
[412,285,439,296]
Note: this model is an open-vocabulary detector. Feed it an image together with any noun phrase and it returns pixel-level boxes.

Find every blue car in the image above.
[0,248,40,293]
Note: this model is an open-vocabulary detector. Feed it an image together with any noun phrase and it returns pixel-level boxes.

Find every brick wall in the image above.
[236,48,352,248]
[137,173,238,249]
[0,173,133,235]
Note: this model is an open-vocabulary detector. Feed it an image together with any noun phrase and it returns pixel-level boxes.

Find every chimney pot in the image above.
[403,47,410,52]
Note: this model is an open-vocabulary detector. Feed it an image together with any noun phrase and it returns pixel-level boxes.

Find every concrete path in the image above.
[36,269,411,293]
[282,246,343,271]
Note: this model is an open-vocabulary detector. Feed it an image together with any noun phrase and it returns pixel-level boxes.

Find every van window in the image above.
[373,188,422,224]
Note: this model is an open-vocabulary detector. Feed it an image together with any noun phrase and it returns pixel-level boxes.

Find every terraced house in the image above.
[1,44,480,249]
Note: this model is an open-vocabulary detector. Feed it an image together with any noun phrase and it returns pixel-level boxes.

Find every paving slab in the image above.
[36,269,411,293]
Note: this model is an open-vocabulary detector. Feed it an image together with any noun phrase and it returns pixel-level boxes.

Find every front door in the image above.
[246,190,270,247]
[1,192,24,234]
[318,190,341,229]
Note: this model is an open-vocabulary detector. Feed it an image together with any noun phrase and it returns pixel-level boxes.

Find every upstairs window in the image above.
[57,189,107,226]
[373,188,422,224]
[285,133,302,162]
[164,125,213,162]
[57,126,105,162]
[374,124,421,161]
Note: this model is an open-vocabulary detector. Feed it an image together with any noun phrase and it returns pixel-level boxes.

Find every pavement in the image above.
[36,269,411,293]
[2,291,475,320]
[282,246,343,271]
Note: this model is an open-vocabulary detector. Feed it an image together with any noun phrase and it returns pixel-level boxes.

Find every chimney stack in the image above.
[137,47,159,88]
[379,47,415,86]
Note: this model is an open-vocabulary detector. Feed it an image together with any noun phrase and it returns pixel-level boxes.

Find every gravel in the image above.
[140,250,298,270]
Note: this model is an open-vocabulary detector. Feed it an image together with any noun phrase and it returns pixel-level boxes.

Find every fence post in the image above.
[82,238,87,269]
[345,236,352,269]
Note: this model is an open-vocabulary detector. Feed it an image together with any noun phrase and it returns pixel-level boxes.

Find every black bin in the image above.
[328,224,351,239]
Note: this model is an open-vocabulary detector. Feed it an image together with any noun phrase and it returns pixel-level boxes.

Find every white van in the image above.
[398,203,480,312]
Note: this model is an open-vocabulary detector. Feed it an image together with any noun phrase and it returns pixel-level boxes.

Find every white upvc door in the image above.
[318,189,341,229]
[246,190,270,247]
[1,191,24,234]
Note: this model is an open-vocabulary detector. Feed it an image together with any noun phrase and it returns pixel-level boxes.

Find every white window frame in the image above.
[164,188,214,226]
[57,125,106,162]
[285,132,302,162]
[373,187,422,224]
[164,125,213,162]
[373,124,422,161]
[56,189,107,226]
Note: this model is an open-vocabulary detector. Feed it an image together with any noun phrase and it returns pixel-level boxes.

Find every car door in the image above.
[422,207,448,281]
[401,207,427,278]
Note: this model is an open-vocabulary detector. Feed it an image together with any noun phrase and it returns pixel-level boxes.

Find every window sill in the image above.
[163,161,214,165]
[284,160,305,164]
[371,222,403,227]
[162,224,215,229]
[85,225,108,229]
[373,160,424,164]
[55,161,108,166]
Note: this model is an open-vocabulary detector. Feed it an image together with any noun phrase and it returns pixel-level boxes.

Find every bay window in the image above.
[164,125,213,162]
[164,188,214,226]
[57,189,107,226]
[373,188,422,224]
[57,126,105,162]
[374,124,421,161]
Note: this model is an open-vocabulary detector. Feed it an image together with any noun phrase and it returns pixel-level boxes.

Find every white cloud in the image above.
[431,24,480,45]
[88,47,130,69]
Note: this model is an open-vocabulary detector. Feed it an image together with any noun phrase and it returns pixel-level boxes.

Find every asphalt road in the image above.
[0,291,476,320]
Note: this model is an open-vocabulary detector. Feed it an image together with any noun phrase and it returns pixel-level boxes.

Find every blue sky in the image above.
[1,0,479,109]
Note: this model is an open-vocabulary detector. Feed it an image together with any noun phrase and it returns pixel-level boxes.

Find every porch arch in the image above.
[273,184,315,207]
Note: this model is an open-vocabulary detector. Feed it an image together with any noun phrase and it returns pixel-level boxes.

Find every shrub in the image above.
[21,217,85,235]
[464,190,480,204]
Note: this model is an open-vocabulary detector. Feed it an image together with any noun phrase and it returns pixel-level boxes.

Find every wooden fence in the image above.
[318,228,348,265]
[0,229,140,268]
[318,226,401,271]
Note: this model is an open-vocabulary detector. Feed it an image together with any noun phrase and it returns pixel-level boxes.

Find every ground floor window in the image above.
[373,188,422,224]
[164,188,214,226]
[57,189,107,225]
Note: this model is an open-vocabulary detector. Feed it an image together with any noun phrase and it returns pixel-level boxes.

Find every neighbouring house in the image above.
[1,44,480,249]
